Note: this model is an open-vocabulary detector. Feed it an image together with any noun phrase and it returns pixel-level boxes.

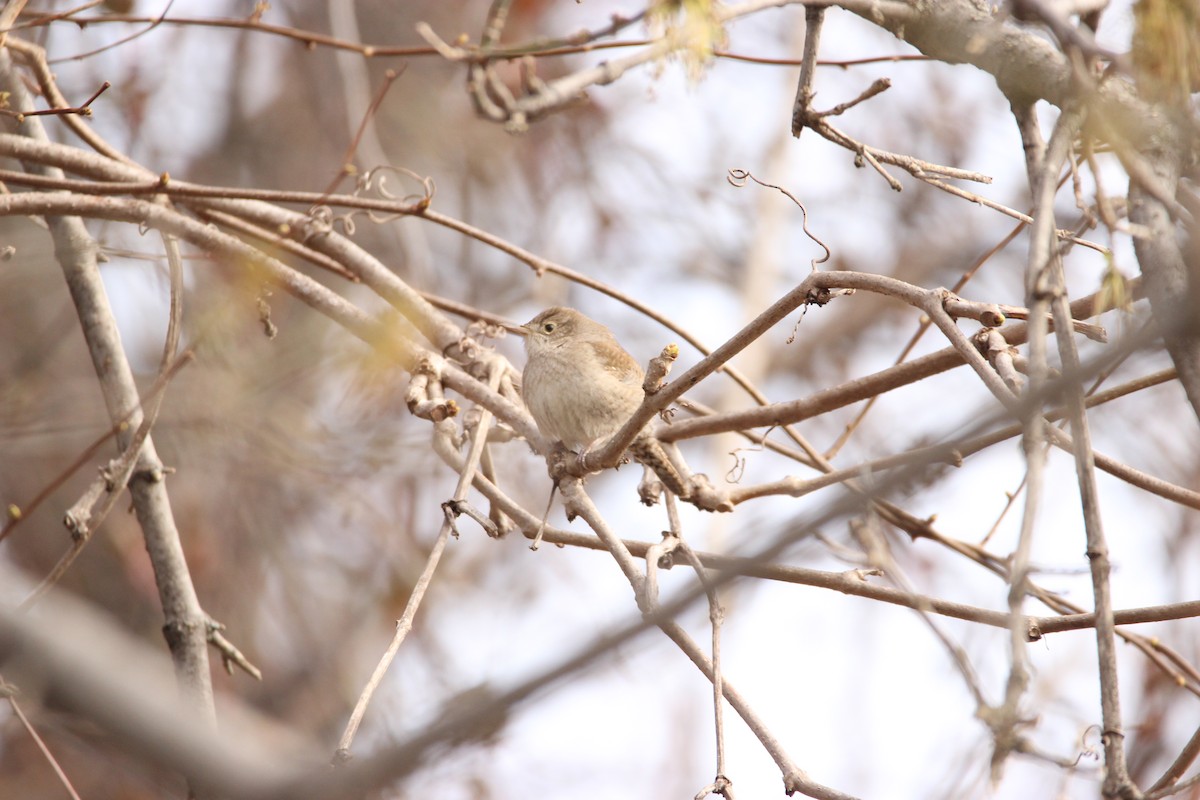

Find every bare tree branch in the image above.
[0,50,216,732]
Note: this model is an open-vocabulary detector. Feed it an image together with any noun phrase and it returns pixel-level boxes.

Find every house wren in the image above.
[521,307,688,496]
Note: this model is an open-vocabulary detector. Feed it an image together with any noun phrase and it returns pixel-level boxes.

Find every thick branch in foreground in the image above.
[845,0,1071,106]
[0,50,216,724]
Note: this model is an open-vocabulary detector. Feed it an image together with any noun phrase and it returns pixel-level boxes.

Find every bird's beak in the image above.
[512,319,535,338]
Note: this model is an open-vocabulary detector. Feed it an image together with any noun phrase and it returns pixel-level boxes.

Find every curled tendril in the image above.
[352,166,437,225]
[302,205,335,241]
[725,451,747,484]
[309,203,357,237]
[726,168,750,188]
[725,427,772,484]
[726,168,831,272]
[358,165,436,206]
[302,166,436,237]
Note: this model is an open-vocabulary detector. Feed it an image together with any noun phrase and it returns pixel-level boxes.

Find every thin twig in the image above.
[20,351,195,609]
[318,66,405,198]
[673,504,733,799]
[790,5,824,138]
[561,481,851,800]
[335,363,503,761]
[0,79,109,119]
[2,679,83,800]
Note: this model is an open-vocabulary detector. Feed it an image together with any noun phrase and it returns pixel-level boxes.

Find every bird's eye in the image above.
[542,322,556,333]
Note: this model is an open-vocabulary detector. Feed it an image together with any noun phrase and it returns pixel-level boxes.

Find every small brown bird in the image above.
[520,307,687,497]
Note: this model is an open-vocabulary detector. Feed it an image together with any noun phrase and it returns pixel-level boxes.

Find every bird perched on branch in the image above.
[520,306,688,497]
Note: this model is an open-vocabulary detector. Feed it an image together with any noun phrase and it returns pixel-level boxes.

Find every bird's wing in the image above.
[587,339,644,385]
